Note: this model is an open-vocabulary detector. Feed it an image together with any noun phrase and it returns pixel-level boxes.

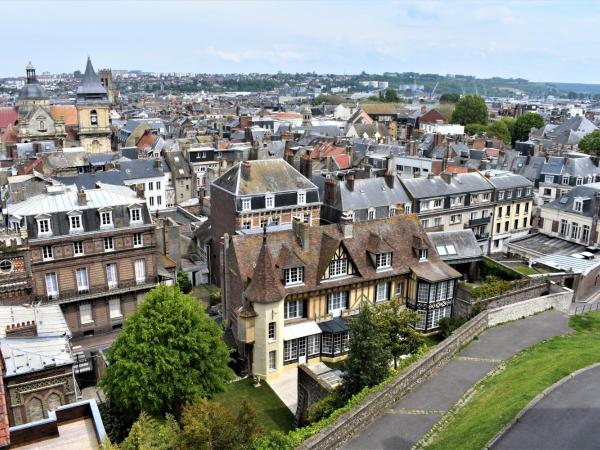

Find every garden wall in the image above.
[487,290,572,326]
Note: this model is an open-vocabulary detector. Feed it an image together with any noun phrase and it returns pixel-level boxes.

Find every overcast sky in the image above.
[3,1,598,83]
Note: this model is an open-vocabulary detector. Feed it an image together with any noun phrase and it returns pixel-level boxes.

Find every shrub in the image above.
[438,317,467,338]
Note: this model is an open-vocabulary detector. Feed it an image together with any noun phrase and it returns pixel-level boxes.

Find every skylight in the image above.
[436,245,447,256]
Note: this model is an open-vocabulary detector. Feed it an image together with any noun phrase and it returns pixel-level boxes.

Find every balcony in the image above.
[36,277,158,305]
[468,216,491,227]
[474,232,490,241]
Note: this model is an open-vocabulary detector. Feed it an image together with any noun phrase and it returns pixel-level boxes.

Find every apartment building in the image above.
[537,156,599,204]
[7,183,157,344]
[486,173,534,253]
[222,215,460,378]
[186,145,220,197]
[401,172,495,252]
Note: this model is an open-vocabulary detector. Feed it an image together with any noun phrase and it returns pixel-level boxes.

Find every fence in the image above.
[572,302,600,315]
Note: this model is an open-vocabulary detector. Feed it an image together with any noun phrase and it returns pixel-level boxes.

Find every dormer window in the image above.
[574,199,583,213]
[100,210,113,228]
[388,206,396,217]
[376,252,392,269]
[433,199,443,208]
[241,198,251,211]
[284,267,304,286]
[526,187,532,195]
[265,194,275,209]
[130,207,142,223]
[297,191,306,205]
[368,208,375,220]
[498,191,505,200]
[562,175,569,185]
[506,190,513,199]
[588,175,594,184]
[516,188,522,197]
[576,176,583,186]
[419,248,428,261]
[69,214,83,232]
[37,218,52,236]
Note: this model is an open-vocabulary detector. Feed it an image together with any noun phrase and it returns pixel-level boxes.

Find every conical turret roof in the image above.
[77,57,108,99]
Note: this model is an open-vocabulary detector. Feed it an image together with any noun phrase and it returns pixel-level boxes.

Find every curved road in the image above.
[492,364,600,450]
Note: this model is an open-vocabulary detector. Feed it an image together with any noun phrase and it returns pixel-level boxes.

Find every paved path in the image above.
[492,364,600,450]
[344,310,570,450]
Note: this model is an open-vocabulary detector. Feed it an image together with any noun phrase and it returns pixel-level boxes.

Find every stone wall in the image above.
[296,365,332,426]
[299,288,573,450]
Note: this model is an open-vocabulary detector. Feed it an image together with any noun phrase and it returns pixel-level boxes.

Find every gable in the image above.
[321,242,357,281]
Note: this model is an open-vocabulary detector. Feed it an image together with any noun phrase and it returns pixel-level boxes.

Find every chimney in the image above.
[292,216,310,251]
[413,169,421,178]
[6,321,37,338]
[77,189,87,206]
[324,176,336,205]
[339,212,353,239]
[300,153,313,179]
[241,160,251,180]
[115,160,121,170]
[440,171,454,184]
[346,174,355,192]
[384,170,394,189]
[154,157,161,169]
[285,147,294,166]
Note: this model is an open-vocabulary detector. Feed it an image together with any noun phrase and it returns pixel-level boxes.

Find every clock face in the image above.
[0,259,12,273]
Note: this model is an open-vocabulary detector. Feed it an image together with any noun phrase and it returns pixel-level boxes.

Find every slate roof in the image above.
[18,82,48,100]
[485,173,533,190]
[0,305,70,338]
[427,230,483,262]
[330,176,410,211]
[55,171,125,189]
[213,159,317,195]
[230,215,461,304]
[508,233,589,257]
[543,183,600,218]
[1,337,73,377]
[76,57,108,99]
[120,158,165,180]
[163,151,192,179]
[401,172,493,199]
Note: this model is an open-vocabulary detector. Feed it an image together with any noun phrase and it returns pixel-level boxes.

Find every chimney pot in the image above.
[346,174,355,192]
[241,160,251,180]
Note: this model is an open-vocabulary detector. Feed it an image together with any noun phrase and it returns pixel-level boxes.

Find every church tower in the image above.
[16,62,49,117]
[76,57,111,153]
[302,107,312,128]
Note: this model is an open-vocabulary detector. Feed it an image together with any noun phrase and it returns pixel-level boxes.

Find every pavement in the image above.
[268,367,298,414]
[491,364,600,450]
[344,310,570,450]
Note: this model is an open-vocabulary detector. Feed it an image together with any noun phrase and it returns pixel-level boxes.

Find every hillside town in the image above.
[1,9,600,447]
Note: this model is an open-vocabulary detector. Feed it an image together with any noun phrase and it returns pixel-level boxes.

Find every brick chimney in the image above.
[241,160,251,180]
[154,157,161,169]
[292,216,310,251]
[6,321,37,338]
[384,170,394,189]
[300,153,313,179]
[285,147,294,166]
[339,212,353,239]
[77,189,87,206]
[324,177,336,205]
[346,174,355,192]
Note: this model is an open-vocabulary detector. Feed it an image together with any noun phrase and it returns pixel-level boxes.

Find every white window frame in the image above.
[76,267,89,292]
[284,299,304,320]
[268,322,276,341]
[576,176,583,186]
[328,258,348,278]
[73,241,84,257]
[45,272,58,297]
[69,214,83,233]
[100,211,113,228]
[130,207,142,223]
[42,245,53,261]
[419,248,428,261]
[582,225,590,243]
[562,175,569,185]
[376,252,392,269]
[376,282,389,302]
[104,237,114,252]
[37,218,52,236]
[544,175,554,184]
[135,259,146,284]
[106,263,118,289]
[450,214,461,224]
[498,191,505,200]
[433,198,443,208]
[328,291,348,316]
[574,200,583,213]
[241,198,251,211]
[368,208,375,220]
[133,233,143,248]
[268,350,276,371]
[109,297,122,319]
[284,267,304,286]
[297,190,306,205]
[79,303,93,324]
[265,194,275,209]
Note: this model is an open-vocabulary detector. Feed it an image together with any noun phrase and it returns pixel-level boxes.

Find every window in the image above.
[415,310,427,330]
[451,196,463,206]
[426,306,451,329]
[395,282,403,297]
[149,197,155,207]
[79,303,93,324]
[562,175,569,185]
[506,205,511,217]
[241,198,251,211]
[328,258,347,277]
[588,175,594,184]
[242,221,251,230]
[526,187,532,195]
[418,248,428,261]
[421,218,429,228]
[388,206,396,217]
[376,282,389,302]
[109,298,122,319]
[133,233,143,248]
[582,225,590,243]
[284,299,304,320]
[260,218,268,228]
[516,188,522,198]
[368,209,375,220]
[328,291,348,315]
[156,181,161,190]
[157,195,162,206]
[283,340,298,362]
[297,191,306,205]
[69,215,83,232]
[104,237,114,252]
[559,220,568,237]
[271,216,280,226]
[571,223,580,240]
[135,259,146,283]
[269,351,276,371]
[130,208,142,223]
[73,241,84,257]
[433,217,442,227]
[76,268,89,292]
[496,222,501,233]
[148,182,154,191]
[100,211,113,227]
[498,191,505,200]
[307,335,320,355]
[404,204,412,214]
[525,202,529,213]
[574,200,583,213]
[450,214,461,224]
[523,217,528,228]
[284,267,304,286]
[433,199,442,208]
[576,177,583,186]
[376,252,392,269]
[268,322,276,340]
[482,193,491,201]
[106,263,118,289]
[45,272,58,297]
[0,260,12,273]
[265,194,275,209]
[506,190,513,199]
[505,221,509,232]
[42,245,53,261]
[38,119,46,132]
[516,204,521,215]
[37,218,51,236]
[90,110,98,125]
[545,175,554,183]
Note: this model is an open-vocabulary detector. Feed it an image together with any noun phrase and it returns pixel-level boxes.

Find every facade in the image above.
[186,145,220,197]
[222,215,460,378]
[0,229,31,306]
[538,183,600,247]
[401,172,495,252]
[7,184,157,343]
[163,150,195,204]
[486,173,534,253]
[120,158,169,212]
[537,156,599,204]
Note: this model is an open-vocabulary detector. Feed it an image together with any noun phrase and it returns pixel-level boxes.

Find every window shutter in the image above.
[551,220,559,232]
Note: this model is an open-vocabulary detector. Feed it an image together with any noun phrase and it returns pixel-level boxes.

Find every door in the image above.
[298,337,307,364]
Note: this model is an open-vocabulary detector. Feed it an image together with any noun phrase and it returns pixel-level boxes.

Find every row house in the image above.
[486,173,534,253]
[210,159,321,283]
[538,183,600,247]
[401,172,496,252]
[537,156,599,204]
[6,184,157,345]
[222,215,460,378]
[120,158,169,213]
[186,145,220,197]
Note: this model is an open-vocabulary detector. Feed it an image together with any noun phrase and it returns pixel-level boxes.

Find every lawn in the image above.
[421,311,600,450]
[213,377,295,434]
[511,265,552,276]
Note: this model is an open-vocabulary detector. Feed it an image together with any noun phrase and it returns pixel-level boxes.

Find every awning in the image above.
[283,321,322,341]
[318,316,348,334]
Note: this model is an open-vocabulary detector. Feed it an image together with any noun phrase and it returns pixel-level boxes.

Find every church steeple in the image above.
[76,57,108,102]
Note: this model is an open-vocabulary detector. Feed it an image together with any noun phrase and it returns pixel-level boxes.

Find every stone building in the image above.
[0,228,31,306]
[222,215,460,379]
[7,183,157,346]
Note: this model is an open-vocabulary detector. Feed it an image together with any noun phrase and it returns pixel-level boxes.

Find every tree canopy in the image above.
[486,120,512,145]
[450,95,488,125]
[176,270,192,294]
[101,285,234,418]
[578,130,600,155]
[513,112,544,143]
[439,93,460,103]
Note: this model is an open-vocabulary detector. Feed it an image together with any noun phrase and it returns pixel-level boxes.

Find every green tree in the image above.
[501,116,516,143]
[486,120,512,145]
[384,88,400,103]
[464,123,488,136]
[439,93,460,103]
[341,304,391,399]
[119,412,179,450]
[101,285,234,418]
[450,95,488,125]
[513,112,544,143]
[176,270,192,294]
[374,300,423,369]
[579,130,600,155]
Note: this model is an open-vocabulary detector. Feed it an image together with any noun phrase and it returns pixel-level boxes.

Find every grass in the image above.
[323,360,347,371]
[422,333,445,348]
[213,377,295,434]
[422,311,600,450]
[511,265,552,276]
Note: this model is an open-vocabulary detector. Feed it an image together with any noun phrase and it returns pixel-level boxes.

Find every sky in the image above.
[2,0,600,83]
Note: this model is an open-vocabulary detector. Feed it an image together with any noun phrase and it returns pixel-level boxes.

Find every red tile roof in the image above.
[271,112,303,120]
[333,153,350,170]
[1,125,18,143]
[136,131,157,150]
[0,107,17,129]
[49,105,78,126]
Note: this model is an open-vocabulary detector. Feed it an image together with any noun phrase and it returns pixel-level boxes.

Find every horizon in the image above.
[2,0,600,84]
